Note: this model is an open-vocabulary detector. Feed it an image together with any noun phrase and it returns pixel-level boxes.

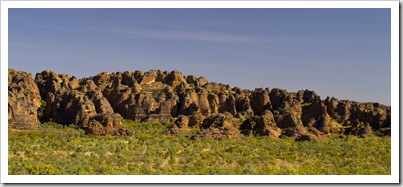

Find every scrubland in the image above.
[8,120,390,175]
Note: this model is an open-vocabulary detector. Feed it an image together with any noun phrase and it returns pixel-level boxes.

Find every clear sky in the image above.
[8,8,391,105]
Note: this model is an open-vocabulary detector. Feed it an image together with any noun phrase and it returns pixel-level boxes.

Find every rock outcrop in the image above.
[8,68,391,139]
[8,69,41,130]
[33,70,132,136]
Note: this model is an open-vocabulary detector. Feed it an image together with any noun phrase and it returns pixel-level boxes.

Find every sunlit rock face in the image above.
[8,68,391,139]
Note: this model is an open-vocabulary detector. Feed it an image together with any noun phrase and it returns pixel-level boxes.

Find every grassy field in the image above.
[8,120,391,175]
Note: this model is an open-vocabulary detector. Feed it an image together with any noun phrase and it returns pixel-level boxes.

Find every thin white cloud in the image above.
[107,28,332,45]
[108,28,265,43]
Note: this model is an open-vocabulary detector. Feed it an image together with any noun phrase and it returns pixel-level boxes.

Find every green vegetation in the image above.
[300,102,312,108]
[36,100,47,122]
[141,82,167,91]
[208,91,216,96]
[301,102,312,114]
[9,120,390,175]
[187,83,195,89]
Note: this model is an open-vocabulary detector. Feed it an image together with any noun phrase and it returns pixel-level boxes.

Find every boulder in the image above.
[253,110,281,137]
[155,70,168,82]
[102,86,133,115]
[281,126,308,138]
[276,111,303,129]
[207,93,219,115]
[202,82,228,93]
[198,113,241,139]
[235,94,254,117]
[81,79,98,91]
[217,92,237,115]
[269,88,293,111]
[175,82,188,95]
[240,118,255,136]
[324,96,339,116]
[84,113,132,136]
[178,89,199,115]
[133,70,144,84]
[87,90,114,114]
[195,76,208,87]
[186,75,197,85]
[92,72,110,90]
[68,76,80,90]
[121,71,137,87]
[140,70,157,85]
[334,101,352,122]
[174,115,189,128]
[188,113,205,127]
[301,99,338,134]
[197,89,211,115]
[250,89,271,115]
[164,70,186,87]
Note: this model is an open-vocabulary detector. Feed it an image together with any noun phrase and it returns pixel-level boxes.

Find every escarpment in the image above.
[8,68,391,139]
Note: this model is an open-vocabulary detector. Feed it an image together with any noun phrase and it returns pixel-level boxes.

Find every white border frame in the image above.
[1,1,399,184]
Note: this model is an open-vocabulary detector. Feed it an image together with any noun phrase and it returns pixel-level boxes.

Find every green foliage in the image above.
[330,119,345,129]
[37,100,47,122]
[141,82,167,91]
[208,91,216,96]
[188,83,195,89]
[301,102,312,113]
[300,102,312,107]
[9,120,391,175]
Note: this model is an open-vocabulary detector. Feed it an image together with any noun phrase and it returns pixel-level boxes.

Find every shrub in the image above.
[8,120,391,175]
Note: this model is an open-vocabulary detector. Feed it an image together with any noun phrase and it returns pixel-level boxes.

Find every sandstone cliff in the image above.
[8,68,391,139]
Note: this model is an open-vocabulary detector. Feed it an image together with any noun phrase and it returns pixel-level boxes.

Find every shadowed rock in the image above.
[33,70,131,136]
[196,113,241,140]
[8,68,391,139]
[250,89,271,115]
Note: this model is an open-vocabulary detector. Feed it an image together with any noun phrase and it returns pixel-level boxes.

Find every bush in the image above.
[8,121,391,175]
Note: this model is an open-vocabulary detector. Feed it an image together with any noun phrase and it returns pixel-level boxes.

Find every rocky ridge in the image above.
[8,68,391,139]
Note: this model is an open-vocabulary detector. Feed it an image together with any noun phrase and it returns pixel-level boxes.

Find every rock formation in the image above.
[8,68,391,139]
[8,69,41,130]
[33,70,132,136]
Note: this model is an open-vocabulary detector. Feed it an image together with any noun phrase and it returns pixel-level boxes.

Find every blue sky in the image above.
[8,8,391,105]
